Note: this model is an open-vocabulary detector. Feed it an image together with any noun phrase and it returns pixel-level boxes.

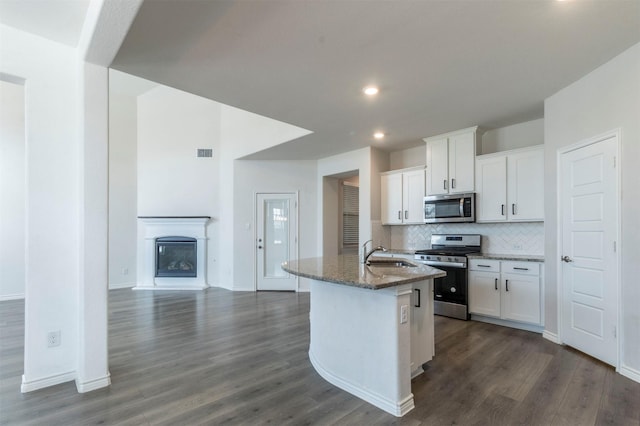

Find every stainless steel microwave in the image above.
[424,193,475,223]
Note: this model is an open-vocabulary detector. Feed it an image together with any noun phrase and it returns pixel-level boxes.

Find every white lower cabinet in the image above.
[410,280,434,378]
[469,259,541,326]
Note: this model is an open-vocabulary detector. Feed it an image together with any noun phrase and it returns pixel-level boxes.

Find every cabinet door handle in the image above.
[414,288,421,307]
[501,204,505,216]
[405,210,408,219]
[512,203,516,215]
[443,179,447,190]
[398,211,402,220]
[513,267,529,271]
[451,178,456,189]
[505,279,509,292]
[495,278,498,290]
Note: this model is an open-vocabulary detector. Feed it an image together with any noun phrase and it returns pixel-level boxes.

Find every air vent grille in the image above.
[197,148,213,158]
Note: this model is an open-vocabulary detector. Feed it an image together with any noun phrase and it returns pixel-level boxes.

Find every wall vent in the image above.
[197,148,213,158]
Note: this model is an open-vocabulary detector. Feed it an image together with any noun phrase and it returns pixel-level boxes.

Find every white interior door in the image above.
[560,135,618,366]
[256,193,298,291]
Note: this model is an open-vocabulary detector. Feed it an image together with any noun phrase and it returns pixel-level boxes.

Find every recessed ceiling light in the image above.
[373,132,385,139]
[363,86,379,96]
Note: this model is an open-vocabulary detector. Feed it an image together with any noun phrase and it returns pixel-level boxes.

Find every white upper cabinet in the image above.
[424,126,479,196]
[381,172,403,225]
[476,145,544,222]
[381,167,425,225]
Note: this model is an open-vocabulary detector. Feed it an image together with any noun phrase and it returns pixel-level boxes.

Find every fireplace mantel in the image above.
[135,217,210,291]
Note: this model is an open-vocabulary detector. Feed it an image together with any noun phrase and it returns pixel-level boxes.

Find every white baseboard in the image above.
[470,315,543,334]
[76,373,111,393]
[619,365,640,384]
[21,371,75,393]
[0,293,25,301]
[309,349,414,417]
[542,330,562,344]
[108,282,136,290]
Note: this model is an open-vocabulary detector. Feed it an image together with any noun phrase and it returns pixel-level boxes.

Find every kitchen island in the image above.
[282,255,445,417]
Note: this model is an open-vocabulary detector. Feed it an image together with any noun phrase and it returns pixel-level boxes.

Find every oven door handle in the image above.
[416,260,466,269]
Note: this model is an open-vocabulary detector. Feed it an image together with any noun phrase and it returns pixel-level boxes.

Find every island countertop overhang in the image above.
[282,254,446,290]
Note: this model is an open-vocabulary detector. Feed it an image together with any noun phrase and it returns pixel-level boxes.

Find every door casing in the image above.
[254,192,299,291]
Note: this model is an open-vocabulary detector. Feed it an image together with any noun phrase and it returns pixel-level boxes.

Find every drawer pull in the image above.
[513,267,529,271]
[477,264,491,268]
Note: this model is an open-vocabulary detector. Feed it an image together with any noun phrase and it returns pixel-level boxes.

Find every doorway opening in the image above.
[255,193,298,291]
[322,170,359,257]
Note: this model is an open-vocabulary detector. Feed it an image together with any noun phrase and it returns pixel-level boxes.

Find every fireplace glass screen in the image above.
[155,237,197,278]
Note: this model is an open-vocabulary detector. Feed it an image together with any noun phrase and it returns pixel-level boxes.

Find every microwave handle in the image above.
[460,198,464,217]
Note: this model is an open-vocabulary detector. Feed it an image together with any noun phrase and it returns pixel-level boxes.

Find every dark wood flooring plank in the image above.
[2,289,640,425]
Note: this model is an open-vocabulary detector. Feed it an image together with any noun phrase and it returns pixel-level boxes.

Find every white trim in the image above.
[254,192,299,292]
[76,373,111,393]
[556,129,622,370]
[470,315,543,334]
[619,365,640,384]
[542,330,562,345]
[21,371,75,393]
[108,282,136,290]
[309,349,414,417]
[0,293,25,301]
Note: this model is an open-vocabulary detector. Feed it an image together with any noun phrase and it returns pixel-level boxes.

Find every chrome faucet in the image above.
[363,242,387,264]
[361,239,372,263]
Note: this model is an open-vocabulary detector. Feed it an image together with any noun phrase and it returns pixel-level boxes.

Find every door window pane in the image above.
[264,199,289,278]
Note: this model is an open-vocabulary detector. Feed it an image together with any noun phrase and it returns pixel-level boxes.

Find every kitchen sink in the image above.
[366,259,417,268]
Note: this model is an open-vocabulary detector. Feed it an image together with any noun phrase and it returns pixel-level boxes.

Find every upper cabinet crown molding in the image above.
[424,126,481,196]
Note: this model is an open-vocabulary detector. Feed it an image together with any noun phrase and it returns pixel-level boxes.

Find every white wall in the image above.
[223,105,312,160]
[389,145,425,170]
[136,86,221,287]
[544,42,640,377]
[481,119,544,155]
[0,79,25,300]
[219,104,314,290]
[233,160,317,291]
[1,23,81,389]
[108,91,137,289]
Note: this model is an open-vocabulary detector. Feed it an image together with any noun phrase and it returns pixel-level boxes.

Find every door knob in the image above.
[561,255,573,263]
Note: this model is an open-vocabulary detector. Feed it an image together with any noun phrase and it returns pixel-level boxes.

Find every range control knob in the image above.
[437,256,442,261]
[450,287,457,293]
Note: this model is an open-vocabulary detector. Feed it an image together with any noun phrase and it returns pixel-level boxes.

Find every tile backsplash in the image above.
[390,222,544,255]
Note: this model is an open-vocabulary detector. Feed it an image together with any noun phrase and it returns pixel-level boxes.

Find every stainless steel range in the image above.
[414,234,481,320]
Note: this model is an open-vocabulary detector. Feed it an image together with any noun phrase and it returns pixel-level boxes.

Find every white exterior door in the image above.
[560,135,618,366]
[256,193,298,291]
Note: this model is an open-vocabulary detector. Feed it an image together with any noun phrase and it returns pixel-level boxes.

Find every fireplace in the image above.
[136,216,210,290]
[155,237,197,278]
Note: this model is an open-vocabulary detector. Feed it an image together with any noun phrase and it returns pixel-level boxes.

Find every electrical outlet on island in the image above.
[512,243,523,251]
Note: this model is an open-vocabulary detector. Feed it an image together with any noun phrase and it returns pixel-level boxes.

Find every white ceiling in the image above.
[0,0,89,47]
[3,1,640,160]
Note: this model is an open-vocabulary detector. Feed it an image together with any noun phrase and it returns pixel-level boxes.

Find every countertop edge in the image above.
[467,253,545,262]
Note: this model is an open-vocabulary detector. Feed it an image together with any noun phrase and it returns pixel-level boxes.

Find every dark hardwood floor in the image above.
[1,288,639,425]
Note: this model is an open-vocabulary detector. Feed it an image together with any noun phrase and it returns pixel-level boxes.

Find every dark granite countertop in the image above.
[282,254,446,290]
